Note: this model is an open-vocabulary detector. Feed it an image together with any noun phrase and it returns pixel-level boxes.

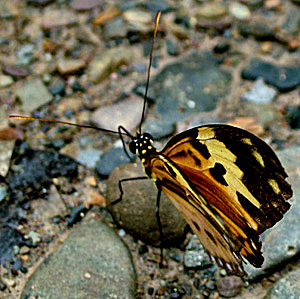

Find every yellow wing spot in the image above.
[143,140,147,144]
[204,139,237,163]
[241,138,252,145]
[252,150,265,167]
[139,143,142,147]
[148,146,152,150]
[268,178,281,194]
[197,135,261,215]
[225,171,261,210]
[142,149,147,155]
[197,127,215,140]
[251,240,257,250]
[141,158,145,163]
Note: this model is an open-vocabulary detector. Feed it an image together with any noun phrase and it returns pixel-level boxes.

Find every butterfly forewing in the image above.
[143,124,292,276]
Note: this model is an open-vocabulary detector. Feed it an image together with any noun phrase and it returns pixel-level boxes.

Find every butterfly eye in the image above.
[129,141,137,154]
[143,133,154,142]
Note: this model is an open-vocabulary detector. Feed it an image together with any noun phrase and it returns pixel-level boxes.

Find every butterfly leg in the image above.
[110,176,148,206]
[155,183,164,268]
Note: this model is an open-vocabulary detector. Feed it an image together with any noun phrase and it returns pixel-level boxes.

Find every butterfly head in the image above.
[129,133,155,158]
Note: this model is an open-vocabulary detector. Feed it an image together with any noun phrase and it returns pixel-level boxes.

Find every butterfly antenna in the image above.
[139,10,161,134]
[9,115,131,137]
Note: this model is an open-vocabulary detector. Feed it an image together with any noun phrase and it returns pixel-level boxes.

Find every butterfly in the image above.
[9,11,292,277]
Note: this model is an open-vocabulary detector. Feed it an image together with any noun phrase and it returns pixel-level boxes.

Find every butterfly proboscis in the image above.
[9,11,292,278]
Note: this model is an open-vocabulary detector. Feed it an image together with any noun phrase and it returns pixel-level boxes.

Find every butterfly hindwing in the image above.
[145,154,247,276]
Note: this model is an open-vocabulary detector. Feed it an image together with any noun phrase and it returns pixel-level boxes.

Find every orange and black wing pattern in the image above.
[145,125,292,276]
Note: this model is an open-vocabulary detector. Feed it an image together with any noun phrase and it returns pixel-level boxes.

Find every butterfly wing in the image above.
[160,124,292,269]
[145,154,247,276]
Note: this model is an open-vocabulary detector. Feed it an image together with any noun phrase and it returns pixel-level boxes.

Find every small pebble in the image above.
[0,74,13,87]
[118,229,126,237]
[228,2,251,20]
[241,78,277,104]
[27,231,41,247]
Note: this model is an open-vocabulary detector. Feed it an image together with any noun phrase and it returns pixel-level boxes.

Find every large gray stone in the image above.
[134,51,232,124]
[106,163,188,247]
[21,220,136,298]
[16,77,52,113]
[265,268,300,299]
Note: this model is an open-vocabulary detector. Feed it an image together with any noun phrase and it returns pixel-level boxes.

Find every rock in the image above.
[106,163,188,246]
[241,58,300,92]
[213,40,230,54]
[19,246,30,255]
[241,78,277,104]
[70,0,103,11]
[285,105,300,129]
[0,74,13,87]
[91,96,142,132]
[96,147,132,178]
[166,39,180,56]
[143,119,176,140]
[76,148,102,169]
[0,225,24,271]
[244,147,300,280]
[76,24,103,45]
[0,127,24,141]
[3,64,30,77]
[238,20,276,40]
[87,46,133,84]
[42,9,77,29]
[281,10,300,35]
[143,0,171,13]
[32,185,67,220]
[27,231,41,246]
[65,204,88,227]
[183,235,211,268]
[194,2,227,19]
[0,277,7,291]
[15,77,52,112]
[93,7,122,26]
[7,145,78,201]
[103,17,128,40]
[265,268,300,299]
[0,0,19,18]
[123,9,152,33]
[216,276,243,298]
[21,220,136,299]
[163,16,190,40]
[228,2,251,20]
[17,43,35,65]
[27,0,54,6]
[48,76,66,95]
[195,15,232,31]
[57,59,86,75]
[0,184,7,202]
[244,103,280,128]
[134,51,232,124]
[0,140,14,176]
